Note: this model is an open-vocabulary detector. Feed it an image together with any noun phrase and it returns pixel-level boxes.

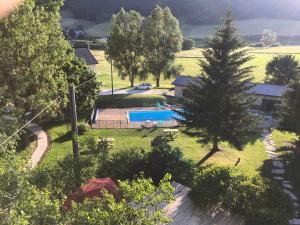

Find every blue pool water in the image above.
[129,110,180,122]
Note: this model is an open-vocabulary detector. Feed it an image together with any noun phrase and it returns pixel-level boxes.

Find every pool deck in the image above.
[92,107,179,129]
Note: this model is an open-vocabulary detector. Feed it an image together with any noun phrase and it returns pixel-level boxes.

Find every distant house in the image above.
[74,48,98,72]
[172,75,288,111]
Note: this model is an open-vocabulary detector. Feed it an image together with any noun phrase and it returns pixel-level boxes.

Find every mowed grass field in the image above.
[43,124,267,177]
[92,46,300,89]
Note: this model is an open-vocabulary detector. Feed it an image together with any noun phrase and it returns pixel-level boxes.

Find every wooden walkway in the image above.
[163,183,244,225]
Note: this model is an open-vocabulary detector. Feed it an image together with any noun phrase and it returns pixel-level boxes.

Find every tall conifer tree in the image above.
[177,13,257,155]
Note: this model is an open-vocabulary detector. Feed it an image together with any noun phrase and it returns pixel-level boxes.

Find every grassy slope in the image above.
[43,124,267,177]
[93,46,300,89]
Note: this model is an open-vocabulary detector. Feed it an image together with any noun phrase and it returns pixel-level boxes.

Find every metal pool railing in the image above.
[91,120,179,129]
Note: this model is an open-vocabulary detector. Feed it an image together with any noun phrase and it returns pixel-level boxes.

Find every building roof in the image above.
[172,75,287,97]
[171,75,201,86]
[74,48,98,65]
[63,178,118,211]
[249,83,287,97]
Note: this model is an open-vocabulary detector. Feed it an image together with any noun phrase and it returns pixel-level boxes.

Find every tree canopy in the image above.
[106,8,145,87]
[265,55,300,85]
[177,13,257,157]
[143,6,183,87]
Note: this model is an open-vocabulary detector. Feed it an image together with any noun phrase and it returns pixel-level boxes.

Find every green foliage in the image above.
[0,154,63,225]
[182,38,195,50]
[97,135,192,184]
[97,148,146,180]
[32,154,98,199]
[190,166,292,225]
[177,13,257,152]
[0,0,70,120]
[65,174,174,225]
[279,80,300,152]
[143,6,183,87]
[106,8,145,87]
[96,94,166,108]
[146,135,193,184]
[265,55,300,85]
[261,29,278,47]
[77,122,90,135]
[64,55,100,110]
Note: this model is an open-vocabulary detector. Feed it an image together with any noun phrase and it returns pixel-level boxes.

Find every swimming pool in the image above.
[128,110,180,122]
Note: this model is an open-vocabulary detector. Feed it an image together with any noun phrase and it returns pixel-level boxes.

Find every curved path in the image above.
[262,130,300,225]
[27,123,49,168]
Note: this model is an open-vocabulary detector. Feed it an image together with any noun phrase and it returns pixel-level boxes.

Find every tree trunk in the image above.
[212,136,219,152]
[130,76,134,87]
[156,73,160,87]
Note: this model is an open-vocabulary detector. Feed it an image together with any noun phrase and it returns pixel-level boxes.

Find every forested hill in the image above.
[64,0,300,24]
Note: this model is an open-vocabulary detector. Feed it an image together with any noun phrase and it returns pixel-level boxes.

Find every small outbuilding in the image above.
[74,48,98,72]
[172,75,287,111]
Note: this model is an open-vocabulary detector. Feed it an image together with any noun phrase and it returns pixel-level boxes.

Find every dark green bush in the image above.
[146,135,193,184]
[97,148,146,180]
[190,166,292,225]
[77,123,90,135]
[31,155,98,199]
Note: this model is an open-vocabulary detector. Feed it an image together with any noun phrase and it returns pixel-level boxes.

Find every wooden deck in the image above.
[163,183,244,225]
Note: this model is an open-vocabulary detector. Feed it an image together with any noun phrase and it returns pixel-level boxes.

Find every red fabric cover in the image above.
[64,178,118,211]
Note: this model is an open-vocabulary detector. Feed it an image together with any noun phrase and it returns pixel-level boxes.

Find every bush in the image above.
[97,148,146,180]
[146,135,193,184]
[182,38,195,50]
[190,166,292,225]
[77,123,90,135]
[31,155,98,199]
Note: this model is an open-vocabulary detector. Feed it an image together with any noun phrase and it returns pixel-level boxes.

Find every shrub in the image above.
[182,38,195,50]
[147,135,193,184]
[31,155,98,199]
[97,148,146,180]
[77,123,90,135]
[190,166,292,225]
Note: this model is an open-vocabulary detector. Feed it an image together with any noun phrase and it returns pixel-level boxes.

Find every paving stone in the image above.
[271,169,285,175]
[289,218,300,225]
[282,183,294,189]
[273,176,284,181]
[282,180,291,184]
[266,145,276,151]
[284,189,298,201]
[267,151,278,156]
[273,160,284,168]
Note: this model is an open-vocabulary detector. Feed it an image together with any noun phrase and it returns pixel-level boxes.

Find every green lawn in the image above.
[92,46,300,89]
[42,124,267,177]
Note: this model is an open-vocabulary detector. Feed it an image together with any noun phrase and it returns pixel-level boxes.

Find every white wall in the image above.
[88,64,97,72]
[174,86,185,98]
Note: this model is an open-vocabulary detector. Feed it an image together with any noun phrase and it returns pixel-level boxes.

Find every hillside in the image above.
[64,0,300,25]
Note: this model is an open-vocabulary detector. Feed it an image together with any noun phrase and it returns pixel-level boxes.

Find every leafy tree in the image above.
[66,174,174,225]
[64,55,100,110]
[265,55,300,85]
[177,13,257,157]
[143,6,183,87]
[261,29,278,47]
[279,80,300,152]
[182,38,195,50]
[106,8,145,87]
[0,0,70,121]
[0,154,63,225]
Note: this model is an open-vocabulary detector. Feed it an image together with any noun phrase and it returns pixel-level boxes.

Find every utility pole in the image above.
[110,59,114,95]
[69,83,80,160]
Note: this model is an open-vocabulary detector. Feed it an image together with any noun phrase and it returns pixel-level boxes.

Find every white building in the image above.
[172,75,288,111]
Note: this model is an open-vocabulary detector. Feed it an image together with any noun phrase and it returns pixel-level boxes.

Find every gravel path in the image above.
[27,123,49,168]
[262,130,300,225]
